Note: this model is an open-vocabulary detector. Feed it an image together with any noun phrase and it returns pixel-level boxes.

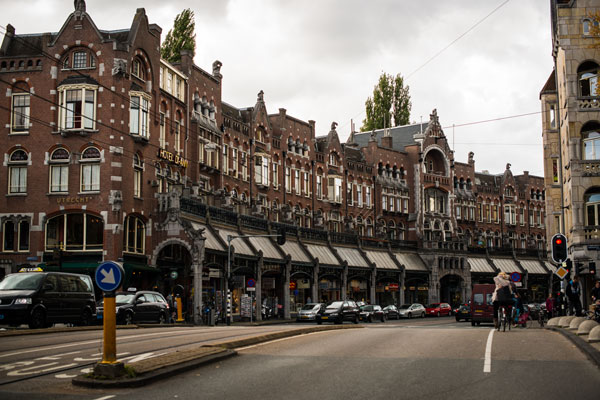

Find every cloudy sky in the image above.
[1,0,553,176]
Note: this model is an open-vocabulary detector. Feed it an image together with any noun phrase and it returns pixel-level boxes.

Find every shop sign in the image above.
[389,283,399,290]
[209,268,222,278]
[418,286,428,291]
[57,196,92,204]
[297,279,310,289]
[158,149,188,168]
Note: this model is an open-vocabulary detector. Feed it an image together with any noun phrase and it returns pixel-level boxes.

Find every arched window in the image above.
[124,214,145,254]
[80,147,101,192]
[50,148,70,193]
[131,58,145,80]
[582,121,600,160]
[61,48,96,70]
[45,212,103,251]
[578,61,599,97]
[8,149,28,194]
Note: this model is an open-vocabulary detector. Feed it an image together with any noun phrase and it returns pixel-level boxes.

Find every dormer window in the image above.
[329,153,337,166]
[62,49,95,70]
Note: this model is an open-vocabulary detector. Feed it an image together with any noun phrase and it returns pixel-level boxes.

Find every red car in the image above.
[425,303,452,317]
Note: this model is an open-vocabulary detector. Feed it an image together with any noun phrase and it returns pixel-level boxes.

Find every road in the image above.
[0,318,598,399]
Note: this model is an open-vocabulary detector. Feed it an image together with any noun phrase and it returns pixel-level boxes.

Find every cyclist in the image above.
[492,271,514,329]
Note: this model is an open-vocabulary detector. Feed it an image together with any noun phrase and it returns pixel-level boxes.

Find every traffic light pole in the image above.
[226,233,285,325]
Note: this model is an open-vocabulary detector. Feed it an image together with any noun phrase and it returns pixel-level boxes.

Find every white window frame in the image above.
[129,91,151,138]
[134,154,143,198]
[49,148,70,194]
[8,149,28,194]
[79,147,101,193]
[11,93,30,133]
[58,84,97,131]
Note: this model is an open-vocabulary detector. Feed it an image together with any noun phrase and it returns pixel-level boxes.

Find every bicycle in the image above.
[538,309,547,328]
[498,305,511,332]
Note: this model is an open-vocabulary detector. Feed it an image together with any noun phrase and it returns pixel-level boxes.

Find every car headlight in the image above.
[15,298,32,305]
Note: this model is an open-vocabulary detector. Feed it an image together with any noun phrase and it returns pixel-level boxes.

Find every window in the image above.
[304,172,309,196]
[80,147,101,192]
[45,213,103,251]
[124,215,145,254]
[2,219,29,252]
[159,111,166,148]
[167,72,173,93]
[357,185,363,207]
[272,162,278,187]
[329,153,337,166]
[58,86,96,130]
[241,151,247,180]
[403,198,409,213]
[549,104,556,129]
[62,50,95,70]
[49,148,70,193]
[285,167,291,193]
[295,169,300,194]
[132,59,144,80]
[382,194,387,211]
[130,93,150,138]
[255,155,270,186]
[328,177,342,203]
[552,159,559,183]
[425,188,446,214]
[582,122,600,160]
[11,92,30,133]
[316,175,322,199]
[348,182,353,206]
[232,148,239,178]
[505,205,516,225]
[8,149,28,194]
[223,145,229,175]
[578,61,599,97]
[174,114,182,153]
[134,154,143,198]
[366,186,372,207]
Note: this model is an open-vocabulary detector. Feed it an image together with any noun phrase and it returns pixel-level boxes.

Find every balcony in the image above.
[180,197,207,218]
[577,98,600,110]
[423,173,450,186]
[208,206,238,226]
[330,231,357,245]
[579,160,600,177]
[583,225,600,242]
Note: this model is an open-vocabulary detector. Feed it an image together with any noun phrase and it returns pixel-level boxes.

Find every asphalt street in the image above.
[0,318,598,399]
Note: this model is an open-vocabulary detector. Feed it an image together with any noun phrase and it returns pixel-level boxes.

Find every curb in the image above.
[547,326,600,369]
[71,324,361,388]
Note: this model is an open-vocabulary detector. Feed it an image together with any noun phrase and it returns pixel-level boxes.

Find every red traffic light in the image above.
[555,238,563,245]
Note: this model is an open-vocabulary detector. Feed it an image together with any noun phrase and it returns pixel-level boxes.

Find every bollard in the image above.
[176,296,184,322]
[102,295,117,363]
[227,290,232,325]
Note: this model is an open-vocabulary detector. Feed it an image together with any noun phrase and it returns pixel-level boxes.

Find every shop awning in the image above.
[39,261,100,272]
[123,262,158,272]
[491,258,522,273]
[248,236,281,260]
[544,261,558,273]
[280,240,312,264]
[519,260,549,275]
[468,257,495,273]
[335,247,369,268]
[190,222,224,252]
[366,250,398,270]
[306,244,338,266]
[216,228,254,256]
[394,252,428,271]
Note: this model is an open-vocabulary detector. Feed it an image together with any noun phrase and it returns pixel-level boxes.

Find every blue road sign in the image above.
[510,272,522,282]
[95,261,124,292]
[247,278,256,288]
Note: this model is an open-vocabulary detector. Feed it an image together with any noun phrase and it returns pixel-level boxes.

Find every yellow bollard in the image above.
[101,295,117,364]
[176,296,184,322]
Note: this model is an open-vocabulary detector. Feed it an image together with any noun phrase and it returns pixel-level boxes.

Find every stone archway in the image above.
[440,274,463,307]
[153,239,193,317]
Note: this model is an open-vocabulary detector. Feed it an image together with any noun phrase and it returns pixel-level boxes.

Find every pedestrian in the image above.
[545,293,555,319]
[307,296,312,304]
[591,281,600,304]
[513,292,524,326]
[566,276,582,316]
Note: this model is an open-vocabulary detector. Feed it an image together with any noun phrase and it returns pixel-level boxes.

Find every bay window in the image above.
[58,85,96,131]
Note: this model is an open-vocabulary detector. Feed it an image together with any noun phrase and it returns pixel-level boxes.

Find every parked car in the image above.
[383,305,400,320]
[359,304,386,322]
[398,303,426,318]
[97,290,170,325]
[296,303,325,322]
[425,303,452,317]
[316,300,359,324]
[470,284,495,326]
[454,304,471,322]
[0,271,96,329]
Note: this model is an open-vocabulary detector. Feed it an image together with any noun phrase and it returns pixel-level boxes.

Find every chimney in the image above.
[381,134,393,149]
[0,24,15,56]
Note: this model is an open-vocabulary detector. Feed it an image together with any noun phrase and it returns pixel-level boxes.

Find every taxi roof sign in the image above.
[19,267,43,272]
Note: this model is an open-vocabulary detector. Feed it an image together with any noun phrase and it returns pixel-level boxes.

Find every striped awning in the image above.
[544,261,558,272]
[280,240,312,264]
[468,257,495,273]
[491,258,521,273]
[394,252,428,271]
[306,244,338,266]
[248,236,281,260]
[216,228,254,256]
[365,250,398,270]
[519,260,549,275]
[335,247,369,268]
[190,223,224,252]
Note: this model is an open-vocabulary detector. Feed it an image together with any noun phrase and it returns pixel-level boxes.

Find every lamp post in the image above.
[226,232,285,325]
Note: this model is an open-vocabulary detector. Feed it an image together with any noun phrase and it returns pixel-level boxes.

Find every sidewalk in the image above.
[72,324,362,388]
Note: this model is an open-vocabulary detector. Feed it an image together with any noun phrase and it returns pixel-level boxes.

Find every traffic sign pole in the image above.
[101,292,117,364]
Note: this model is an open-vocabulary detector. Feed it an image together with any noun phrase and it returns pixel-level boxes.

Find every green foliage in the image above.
[160,9,196,63]
[361,72,411,132]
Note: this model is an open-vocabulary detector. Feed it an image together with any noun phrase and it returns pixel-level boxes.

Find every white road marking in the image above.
[7,362,78,376]
[236,330,336,351]
[93,396,116,400]
[484,328,494,373]
[35,350,80,360]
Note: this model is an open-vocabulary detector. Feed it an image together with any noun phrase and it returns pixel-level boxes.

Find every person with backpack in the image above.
[492,271,513,329]
[566,275,582,316]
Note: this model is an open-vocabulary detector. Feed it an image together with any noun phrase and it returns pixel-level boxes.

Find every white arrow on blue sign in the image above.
[95,261,124,292]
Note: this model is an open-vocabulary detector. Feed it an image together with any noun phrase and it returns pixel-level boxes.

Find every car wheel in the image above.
[124,312,134,325]
[29,308,46,329]
[317,320,322,325]
[408,313,412,319]
[421,312,425,318]
[354,315,359,324]
[368,315,373,323]
[158,312,167,324]
[80,309,93,326]
[471,320,475,326]
[437,311,440,317]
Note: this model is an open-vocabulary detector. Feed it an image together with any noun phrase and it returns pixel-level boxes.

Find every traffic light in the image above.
[277,229,286,246]
[590,261,596,276]
[551,233,568,263]
[565,259,572,274]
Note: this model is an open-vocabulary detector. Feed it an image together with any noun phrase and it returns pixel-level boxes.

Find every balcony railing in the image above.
[299,227,328,242]
[208,206,238,226]
[423,173,450,186]
[271,222,299,237]
[578,98,600,110]
[361,237,388,249]
[180,197,207,218]
[330,231,357,245]
[580,161,600,177]
[584,225,600,241]
[240,214,269,231]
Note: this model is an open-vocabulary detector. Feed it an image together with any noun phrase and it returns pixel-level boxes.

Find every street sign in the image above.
[510,272,522,282]
[95,261,124,292]
[247,278,256,288]
[289,281,297,290]
[555,266,569,280]
[247,287,256,292]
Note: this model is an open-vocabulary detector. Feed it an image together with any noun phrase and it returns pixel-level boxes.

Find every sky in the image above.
[0,0,553,176]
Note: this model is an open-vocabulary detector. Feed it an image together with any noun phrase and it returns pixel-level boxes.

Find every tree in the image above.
[160,9,196,64]
[361,72,411,132]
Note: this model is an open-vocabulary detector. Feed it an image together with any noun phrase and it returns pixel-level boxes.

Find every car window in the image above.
[0,273,45,290]
[44,275,59,291]
[155,293,167,303]
[486,293,493,305]
[137,294,149,303]
[78,276,93,293]
[326,301,343,309]
[474,294,484,305]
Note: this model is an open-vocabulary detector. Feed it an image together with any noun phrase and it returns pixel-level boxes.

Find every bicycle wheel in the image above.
[502,308,507,332]
[497,307,502,332]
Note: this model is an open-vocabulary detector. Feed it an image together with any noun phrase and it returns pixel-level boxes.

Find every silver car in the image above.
[398,303,426,318]
[296,303,324,322]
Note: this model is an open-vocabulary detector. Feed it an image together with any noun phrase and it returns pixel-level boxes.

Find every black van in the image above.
[0,271,96,329]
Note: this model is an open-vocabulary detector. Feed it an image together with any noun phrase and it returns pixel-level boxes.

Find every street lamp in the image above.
[226,232,286,324]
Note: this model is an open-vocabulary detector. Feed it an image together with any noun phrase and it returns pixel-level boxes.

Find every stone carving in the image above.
[330,121,338,131]
[257,90,264,102]
[212,60,222,76]
[74,0,86,12]
[112,59,126,76]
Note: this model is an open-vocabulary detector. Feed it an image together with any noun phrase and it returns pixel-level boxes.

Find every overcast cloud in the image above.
[1,0,552,176]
